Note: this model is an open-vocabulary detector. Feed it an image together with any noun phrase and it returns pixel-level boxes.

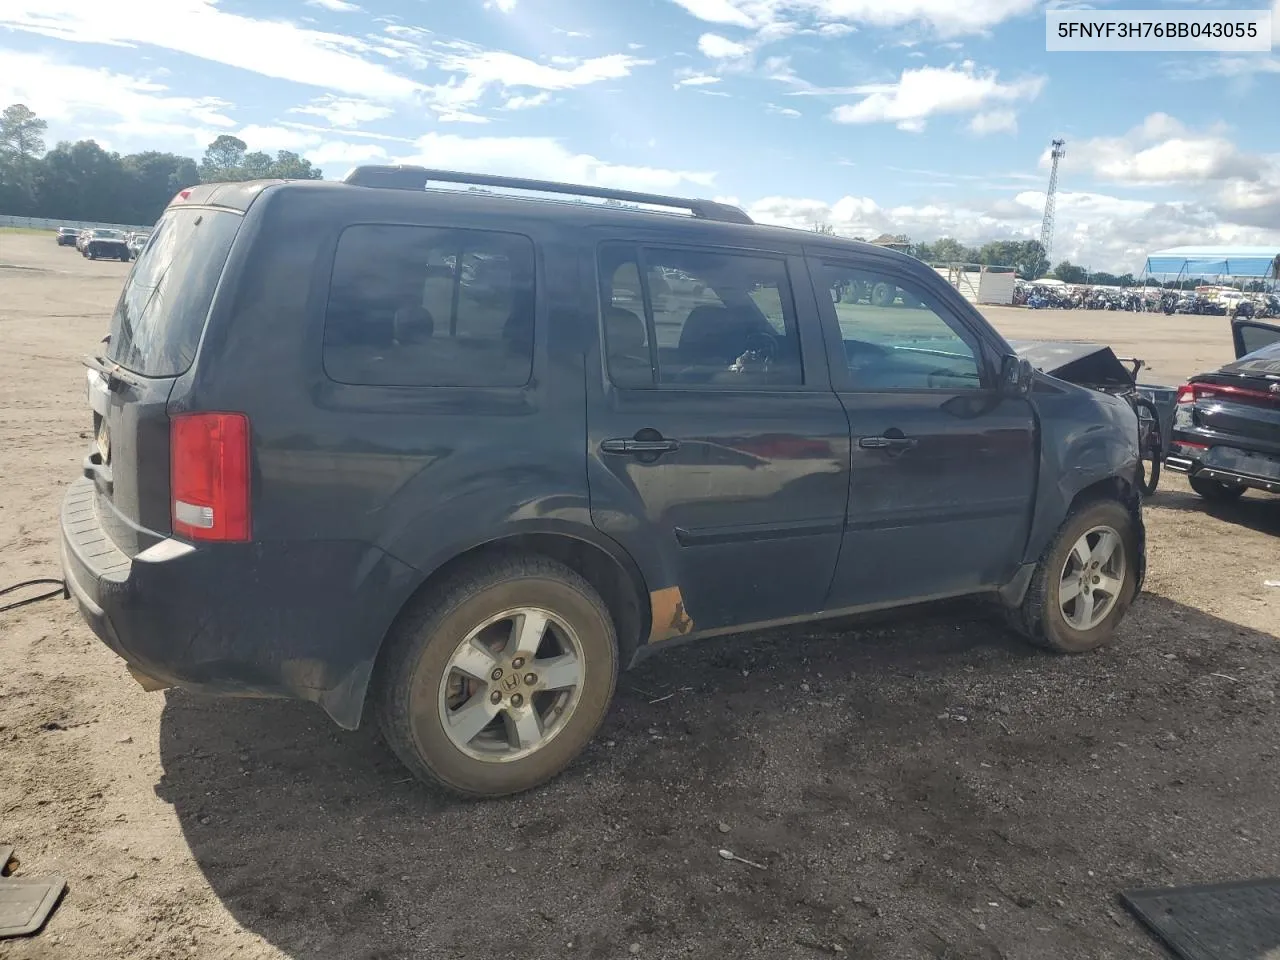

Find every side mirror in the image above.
[999,354,1034,397]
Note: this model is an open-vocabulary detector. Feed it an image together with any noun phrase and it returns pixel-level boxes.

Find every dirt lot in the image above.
[1,229,1277,960]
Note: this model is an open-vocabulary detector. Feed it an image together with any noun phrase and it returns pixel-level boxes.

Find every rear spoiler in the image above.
[167,179,285,213]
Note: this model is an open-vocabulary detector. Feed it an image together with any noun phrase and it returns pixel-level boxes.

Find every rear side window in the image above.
[323,225,536,388]
[598,243,803,388]
[107,208,242,377]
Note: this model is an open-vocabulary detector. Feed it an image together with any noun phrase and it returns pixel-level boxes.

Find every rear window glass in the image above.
[106,208,242,377]
[1232,339,1280,375]
[323,224,535,388]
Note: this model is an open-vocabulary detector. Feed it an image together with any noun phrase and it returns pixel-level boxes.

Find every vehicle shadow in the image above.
[1147,484,1280,537]
[156,595,1280,960]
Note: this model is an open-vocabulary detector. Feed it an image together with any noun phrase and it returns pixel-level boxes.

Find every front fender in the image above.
[1023,378,1140,565]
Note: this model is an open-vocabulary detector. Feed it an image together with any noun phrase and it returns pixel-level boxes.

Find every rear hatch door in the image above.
[89,205,243,556]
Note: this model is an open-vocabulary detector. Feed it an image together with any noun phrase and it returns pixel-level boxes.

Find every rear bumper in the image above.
[1166,443,1280,495]
[59,477,419,728]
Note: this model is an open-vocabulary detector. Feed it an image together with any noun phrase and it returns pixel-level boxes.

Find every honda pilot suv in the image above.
[62,168,1145,797]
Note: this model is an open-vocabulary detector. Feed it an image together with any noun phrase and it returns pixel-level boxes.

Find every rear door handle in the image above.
[601,438,680,455]
[858,435,917,450]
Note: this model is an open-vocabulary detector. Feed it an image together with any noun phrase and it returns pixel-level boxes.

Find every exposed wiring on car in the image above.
[0,578,67,614]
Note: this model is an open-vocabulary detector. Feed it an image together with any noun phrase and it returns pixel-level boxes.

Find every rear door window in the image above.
[107,208,242,378]
[598,243,803,388]
[323,225,536,388]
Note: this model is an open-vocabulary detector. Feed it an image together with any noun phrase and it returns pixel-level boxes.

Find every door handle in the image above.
[858,434,917,450]
[601,437,680,455]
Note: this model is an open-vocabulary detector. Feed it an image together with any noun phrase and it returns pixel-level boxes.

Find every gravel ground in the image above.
[1,230,1278,960]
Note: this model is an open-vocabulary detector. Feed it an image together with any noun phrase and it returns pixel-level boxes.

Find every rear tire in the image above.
[1189,475,1246,502]
[1009,499,1138,654]
[373,554,618,798]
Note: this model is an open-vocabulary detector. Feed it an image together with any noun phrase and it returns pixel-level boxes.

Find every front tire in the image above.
[1189,475,1246,502]
[373,554,618,798]
[1010,499,1138,654]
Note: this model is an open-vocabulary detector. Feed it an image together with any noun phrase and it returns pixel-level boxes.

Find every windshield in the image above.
[93,229,120,239]
[106,207,242,377]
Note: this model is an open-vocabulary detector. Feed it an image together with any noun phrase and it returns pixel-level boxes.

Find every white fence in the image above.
[932,263,1017,306]
[0,214,153,233]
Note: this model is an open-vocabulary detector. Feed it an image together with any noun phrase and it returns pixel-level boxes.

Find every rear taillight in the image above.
[170,413,251,542]
[1174,384,1196,430]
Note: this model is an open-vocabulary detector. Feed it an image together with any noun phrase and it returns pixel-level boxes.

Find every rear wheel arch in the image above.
[374,530,650,696]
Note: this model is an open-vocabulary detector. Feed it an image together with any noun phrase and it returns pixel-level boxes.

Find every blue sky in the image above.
[1,0,1278,271]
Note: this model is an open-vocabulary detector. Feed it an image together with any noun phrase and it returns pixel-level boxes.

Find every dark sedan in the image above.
[56,226,79,246]
[1166,318,1280,500]
[82,229,132,262]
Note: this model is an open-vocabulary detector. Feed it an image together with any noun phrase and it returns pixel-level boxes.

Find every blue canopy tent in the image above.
[1143,246,1280,280]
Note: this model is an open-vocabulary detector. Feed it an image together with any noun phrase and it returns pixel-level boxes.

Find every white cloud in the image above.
[500,91,552,110]
[766,103,802,117]
[676,73,723,86]
[290,95,393,128]
[743,183,1280,274]
[305,0,362,11]
[670,0,757,28]
[394,133,717,193]
[307,140,389,167]
[698,33,751,58]
[0,51,234,151]
[668,0,1040,36]
[423,48,652,118]
[968,109,1017,135]
[485,0,518,10]
[816,22,856,37]
[0,0,420,100]
[281,120,415,144]
[830,62,1044,131]
[233,125,323,152]
[1070,113,1267,185]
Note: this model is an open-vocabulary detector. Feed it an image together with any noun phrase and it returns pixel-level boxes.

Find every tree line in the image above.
[0,104,322,226]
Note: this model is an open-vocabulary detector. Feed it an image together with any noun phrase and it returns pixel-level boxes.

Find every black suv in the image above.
[61,168,1145,797]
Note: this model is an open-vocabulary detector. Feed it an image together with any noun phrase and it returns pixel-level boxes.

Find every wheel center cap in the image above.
[500,673,521,694]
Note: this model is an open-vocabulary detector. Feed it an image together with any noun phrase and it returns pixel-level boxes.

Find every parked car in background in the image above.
[1167,318,1280,500]
[127,231,151,257]
[75,229,91,252]
[81,229,131,261]
[62,168,1146,798]
[56,226,79,246]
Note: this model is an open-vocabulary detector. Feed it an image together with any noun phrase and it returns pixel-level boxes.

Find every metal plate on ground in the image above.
[1122,878,1280,960]
[0,876,66,938]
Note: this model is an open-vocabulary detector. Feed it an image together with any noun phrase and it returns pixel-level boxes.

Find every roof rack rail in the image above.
[341,165,753,225]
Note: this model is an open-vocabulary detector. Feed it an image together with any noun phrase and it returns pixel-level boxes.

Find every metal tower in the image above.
[1039,138,1066,265]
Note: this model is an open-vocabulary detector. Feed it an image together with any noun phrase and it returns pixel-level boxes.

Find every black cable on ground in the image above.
[0,578,67,614]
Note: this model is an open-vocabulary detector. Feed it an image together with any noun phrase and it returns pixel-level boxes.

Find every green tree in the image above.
[923,237,975,263]
[199,135,248,182]
[1052,260,1088,284]
[120,151,199,223]
[239,150,275,180]
[33,140,128,222]
[0,103,48,214]
[269,150,323,180]
[811,220,836,236]
[1016,240,1049,280]
[0,104,47,160]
